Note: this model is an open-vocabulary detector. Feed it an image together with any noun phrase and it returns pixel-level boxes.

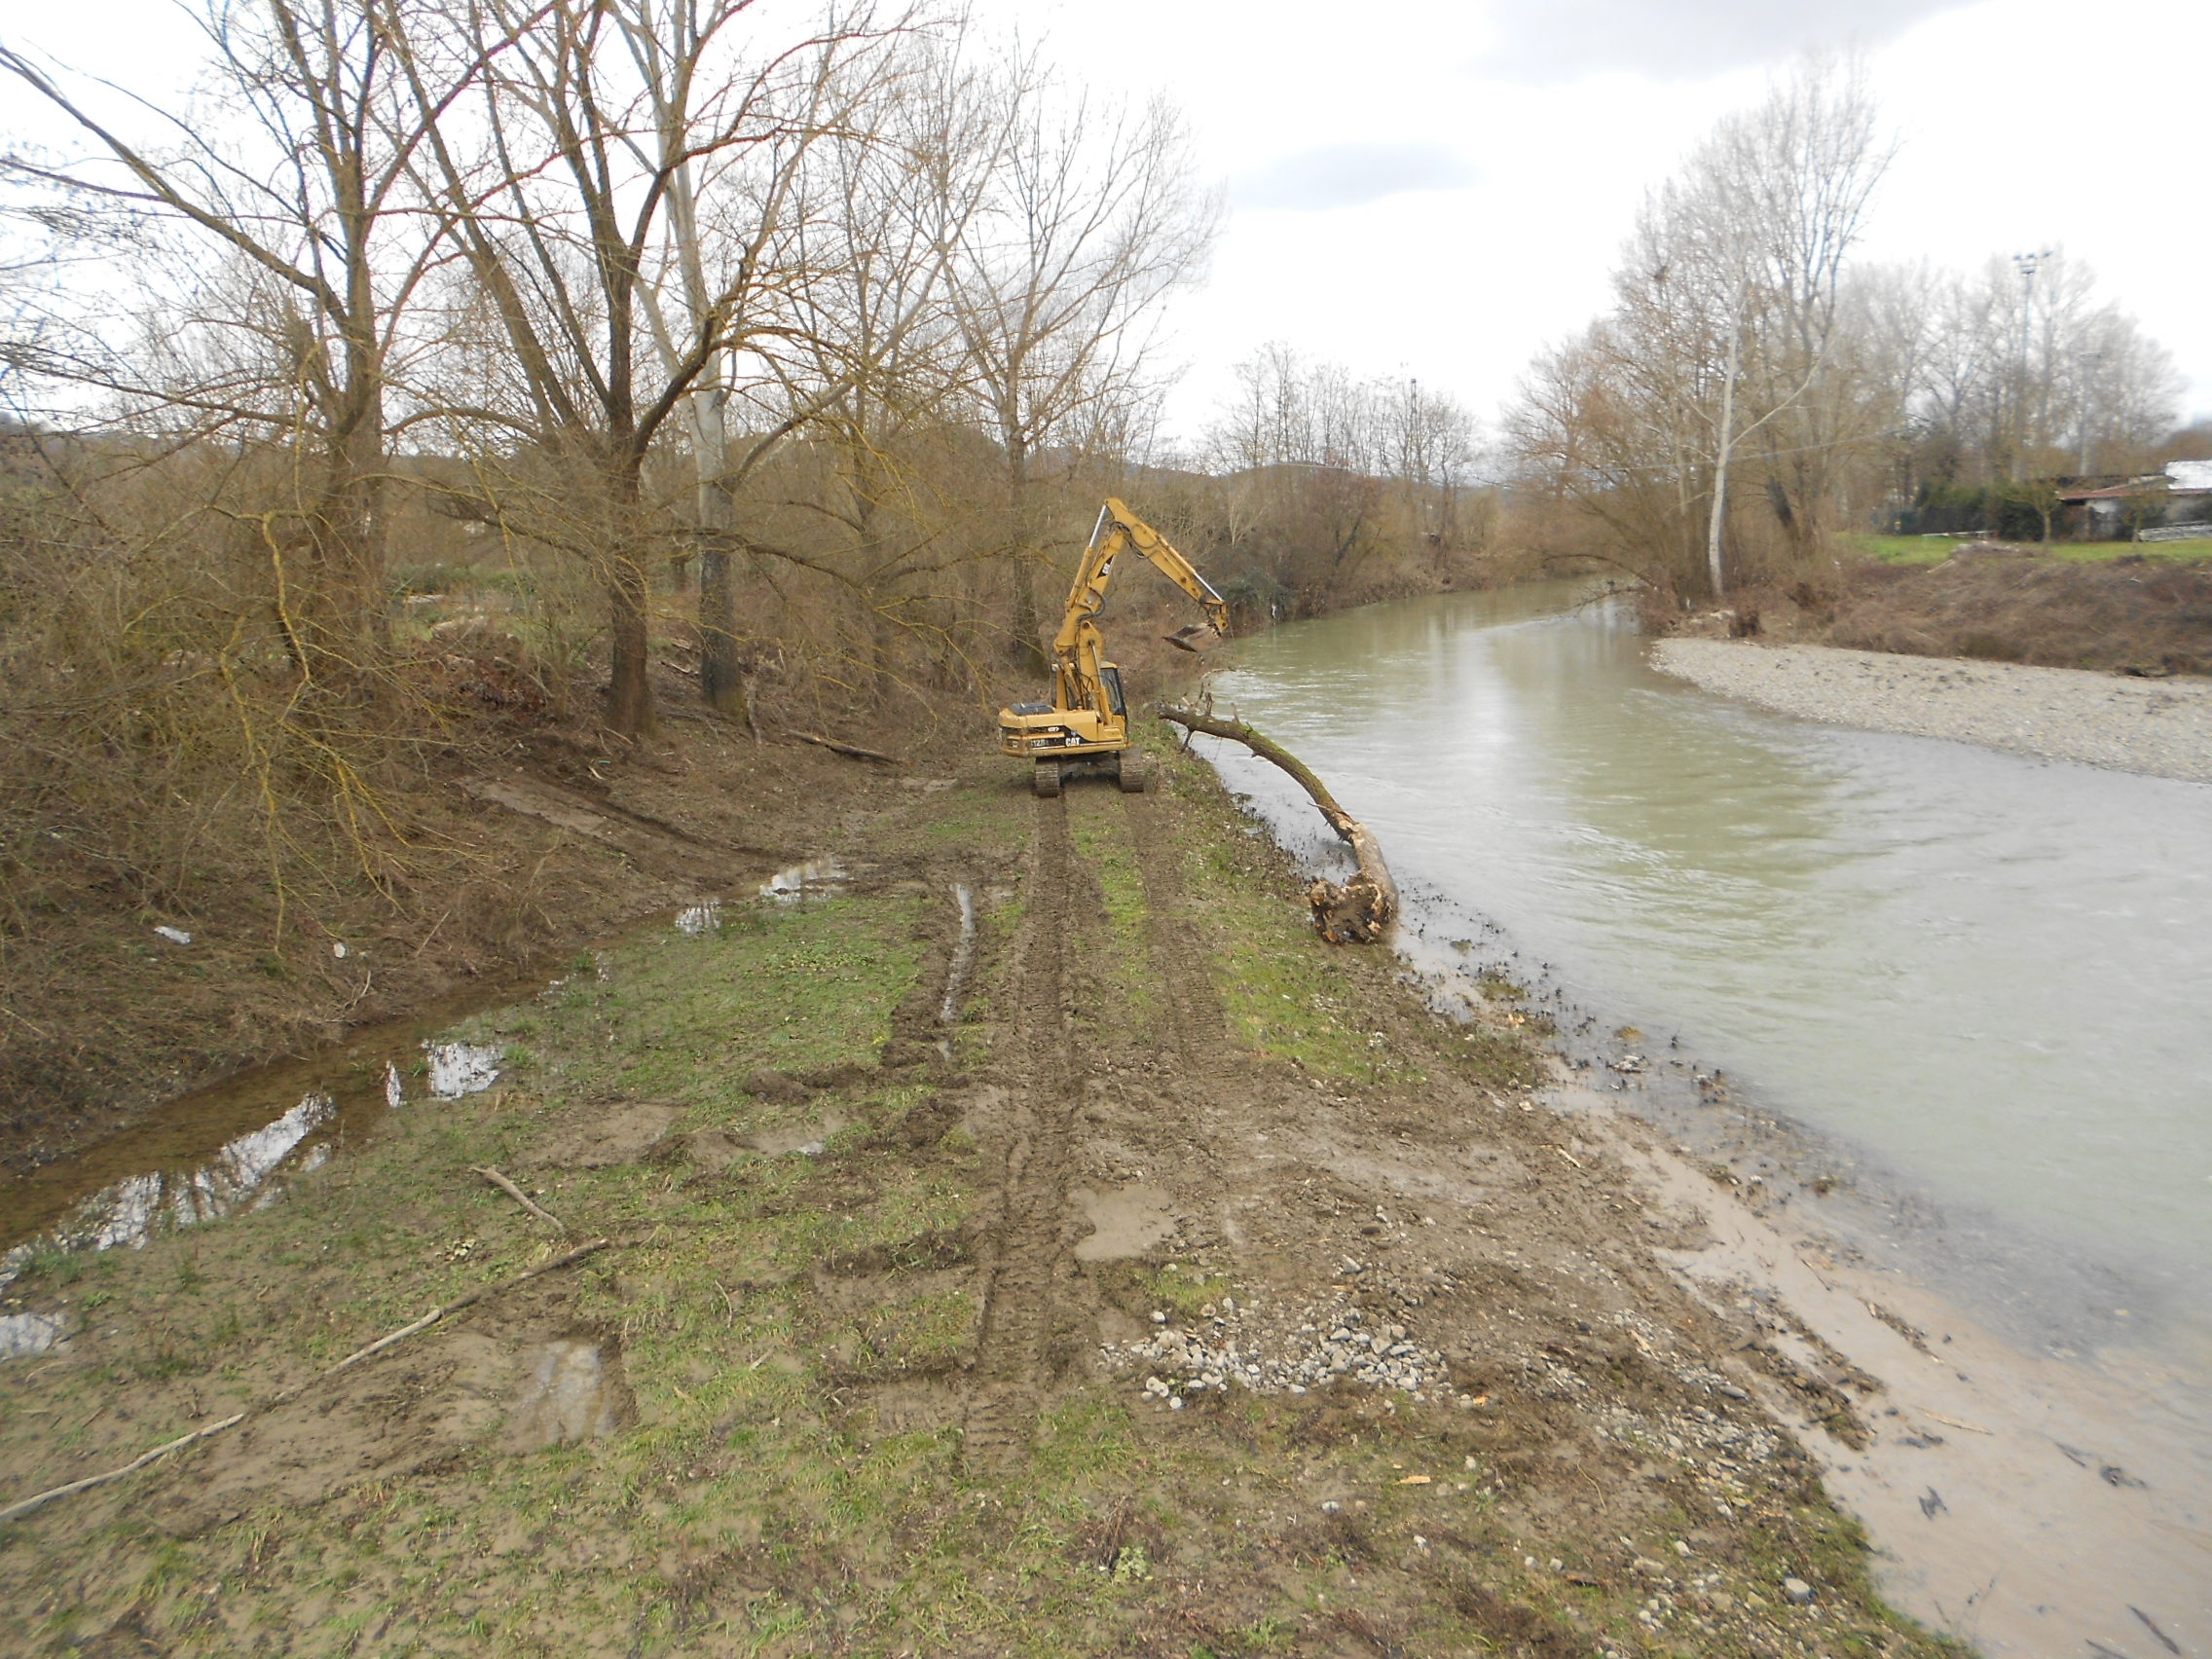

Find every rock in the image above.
[1782,1576,1815,1605]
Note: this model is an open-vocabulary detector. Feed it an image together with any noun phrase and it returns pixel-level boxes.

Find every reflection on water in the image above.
[1207,582,2212,1343]
[0,1091,335,1293]
[0,877,791,1295]
[675,901,722,935]
[760,858,847,902]
[424,1041,502,1099]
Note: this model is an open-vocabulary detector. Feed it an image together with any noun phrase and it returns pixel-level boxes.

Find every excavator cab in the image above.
[998,499,1231,797]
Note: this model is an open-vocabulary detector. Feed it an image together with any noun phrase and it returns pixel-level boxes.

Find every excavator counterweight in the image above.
[998,499,1231,794]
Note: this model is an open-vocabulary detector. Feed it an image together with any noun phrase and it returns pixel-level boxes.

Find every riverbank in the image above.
[1650,639,2212,783]
[0,725,1954,1656]
[0,669,905,1175]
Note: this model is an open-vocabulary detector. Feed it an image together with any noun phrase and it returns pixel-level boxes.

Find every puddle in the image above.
[0,860,825,1309]
[505,1337,632,1450]
[939,882,977,1030]
[424,1041,501,1099]
[1072,1184,1178,1262]
[0,1310,64,1361]
[759,858,847,903]
[0,1092,336,1291]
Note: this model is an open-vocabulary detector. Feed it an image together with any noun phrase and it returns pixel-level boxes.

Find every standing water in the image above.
[1199,582,2212,1361]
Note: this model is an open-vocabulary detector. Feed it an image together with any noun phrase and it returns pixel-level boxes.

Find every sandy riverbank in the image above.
[1651,640,2212,784]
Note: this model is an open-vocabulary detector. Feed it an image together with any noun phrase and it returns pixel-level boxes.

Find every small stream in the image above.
[1195,581,2212,1371]
[0,861,857,1311]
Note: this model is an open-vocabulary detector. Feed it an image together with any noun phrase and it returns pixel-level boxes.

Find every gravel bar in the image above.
[1650,639,2212,784]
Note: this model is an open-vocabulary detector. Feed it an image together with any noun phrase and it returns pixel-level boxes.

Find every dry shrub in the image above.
[0,433,594,1153]
[1827,548,2212,676]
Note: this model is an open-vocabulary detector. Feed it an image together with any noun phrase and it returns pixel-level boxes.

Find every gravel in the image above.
[1650,641,2212,784]
[1104,1299,1458,1403]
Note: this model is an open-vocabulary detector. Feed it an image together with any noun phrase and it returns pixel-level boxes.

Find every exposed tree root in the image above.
[1159,705,1397,943]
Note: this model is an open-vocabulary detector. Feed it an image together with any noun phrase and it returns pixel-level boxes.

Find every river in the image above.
[1198,580,2212,1374]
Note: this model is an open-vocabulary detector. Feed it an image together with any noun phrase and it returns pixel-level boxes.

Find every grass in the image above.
[0,744,1938,1657]
[1842,532,2212,566]
[1065,796,1161,1030]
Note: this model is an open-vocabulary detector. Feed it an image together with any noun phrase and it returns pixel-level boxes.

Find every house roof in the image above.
[2056,464,2212,502]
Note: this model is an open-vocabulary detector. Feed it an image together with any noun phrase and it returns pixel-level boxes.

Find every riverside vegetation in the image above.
[0,724,1961,1657]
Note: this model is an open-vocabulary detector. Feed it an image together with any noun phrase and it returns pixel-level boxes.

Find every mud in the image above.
[529,1101,679,1168]
[2,683,881,1176]
[0,730,1986,1655]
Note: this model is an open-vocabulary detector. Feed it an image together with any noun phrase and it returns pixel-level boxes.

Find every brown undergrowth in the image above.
[0,651,950,1174]
[1685,547,2212,677]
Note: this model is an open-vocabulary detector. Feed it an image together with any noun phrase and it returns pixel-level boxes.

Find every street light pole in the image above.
[2010,249,2051,483]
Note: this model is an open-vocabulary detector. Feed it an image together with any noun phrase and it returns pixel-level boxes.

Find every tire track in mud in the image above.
[1120,792,1226,1067]
[962,793,1081,1474]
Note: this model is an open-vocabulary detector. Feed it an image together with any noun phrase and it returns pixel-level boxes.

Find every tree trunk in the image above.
[605,447,657,737]
[1707,297,1744,602]
[1160,705,1396,943]
[698,526,746,719]
[688,378,747,722]
[1005,438,1050,675]
[608,548,655,737]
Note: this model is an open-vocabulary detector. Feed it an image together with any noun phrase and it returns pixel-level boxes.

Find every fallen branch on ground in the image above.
[470,1164,569,1233]
[0,1237,611,1527]
[784,730,900,764]
[1159,705,1398,943]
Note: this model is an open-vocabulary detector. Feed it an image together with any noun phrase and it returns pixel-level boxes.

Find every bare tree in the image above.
[1508,53,1890,599]
[948,56,1215,671]
[632,2,928,717]
[394,0,906,734]
[1,1,503,665]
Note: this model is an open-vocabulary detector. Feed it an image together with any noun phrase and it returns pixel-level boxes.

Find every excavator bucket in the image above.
[1163,622,1222,653]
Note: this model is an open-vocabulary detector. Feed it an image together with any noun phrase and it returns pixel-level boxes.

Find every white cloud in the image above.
[1233,143,1480,212]
[1475,0,1979,80]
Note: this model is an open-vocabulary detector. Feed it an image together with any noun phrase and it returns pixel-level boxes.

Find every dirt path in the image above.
[963,793,1083,1473]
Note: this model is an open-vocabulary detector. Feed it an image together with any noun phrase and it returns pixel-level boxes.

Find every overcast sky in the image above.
[979,0,2212,447]
[6,0,2208,446]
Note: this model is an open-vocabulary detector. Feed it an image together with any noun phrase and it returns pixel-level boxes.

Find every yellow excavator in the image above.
[999,498,1231,796]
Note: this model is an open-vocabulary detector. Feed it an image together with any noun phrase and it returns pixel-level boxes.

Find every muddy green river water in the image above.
[1199,582,2212,1356]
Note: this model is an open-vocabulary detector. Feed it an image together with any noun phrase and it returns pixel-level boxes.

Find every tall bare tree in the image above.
[1508,54,1890,599]
[1,1,500,666]
[395,0,904,734]
[948,58,1215,671]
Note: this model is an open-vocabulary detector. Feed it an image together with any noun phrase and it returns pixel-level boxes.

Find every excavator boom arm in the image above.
[1052,498,1231,656]
[999,498,1230,782]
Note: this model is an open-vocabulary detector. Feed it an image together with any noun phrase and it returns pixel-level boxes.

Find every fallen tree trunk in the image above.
[784,730,900,764]
[1160,705,1397,943]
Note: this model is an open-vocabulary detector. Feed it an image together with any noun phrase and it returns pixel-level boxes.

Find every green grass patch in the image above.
[1066,795,1161,1028]
[1841,532,2212,566]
